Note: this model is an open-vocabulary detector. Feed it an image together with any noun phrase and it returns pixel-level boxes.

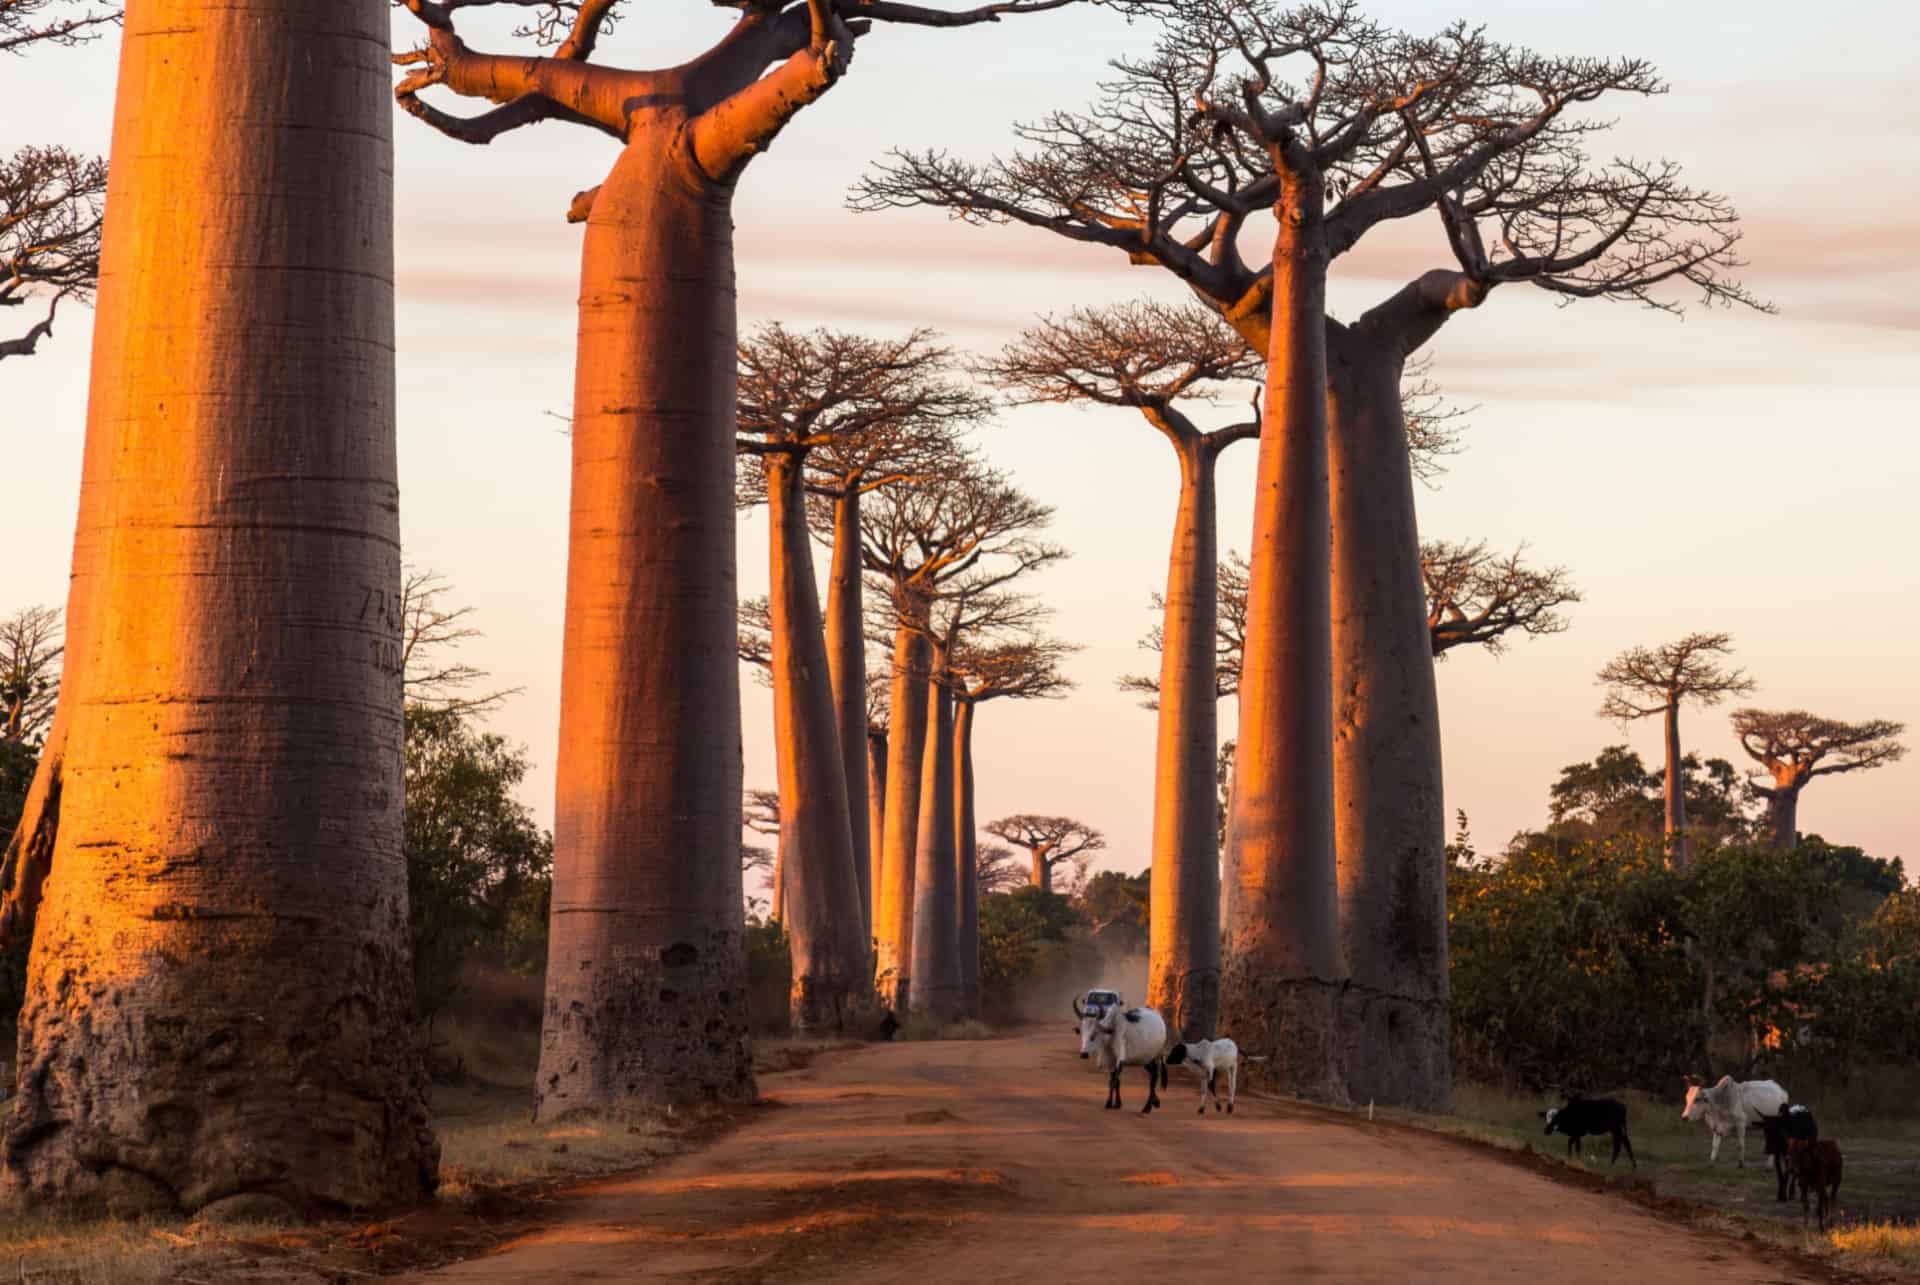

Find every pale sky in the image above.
[3,1,1916,884]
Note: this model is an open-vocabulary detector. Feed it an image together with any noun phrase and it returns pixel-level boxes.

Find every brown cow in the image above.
[1786,1137,1843,1230]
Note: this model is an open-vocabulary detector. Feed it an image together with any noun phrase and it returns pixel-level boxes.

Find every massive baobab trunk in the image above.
[0,0,436,1214]
[908,659,961,1019]
[876,614,930,1008]
[1326,321,1449,1111]
[541,120,751,1116]
[868,724,888,924]
[954,698,981,1018]
[1663,704,1689,868]
[765,458,869,1031]
[1148,438,1224,1042]
[825,490,873,937]
[1220,173,1348,1105]
[1763,781,1799,849]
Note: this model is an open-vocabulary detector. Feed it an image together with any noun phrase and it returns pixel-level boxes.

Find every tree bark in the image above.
[1031,849,1052,893]
[908,659,961,1019]
[771,835,786,921]
[875,615,930,1008]
[0,0,437,1215]
[953,698,981,1018]
[868,724,888,935]
[1664,702,1689,869]
[1326,322,1450,1111]
[1147,437,1223,1041]
[1219,166,1348,1105]
[765,456,869,1032]
[539,116,752,1117]
[824,488,872,940]
[1765,780,1800,850]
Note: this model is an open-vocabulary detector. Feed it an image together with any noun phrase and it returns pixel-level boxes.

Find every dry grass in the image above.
[430,1078,692,1204]
[1829,1221,1920,1270]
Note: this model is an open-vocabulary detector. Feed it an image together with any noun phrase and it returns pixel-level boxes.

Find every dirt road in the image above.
[409,1031,1815,1283]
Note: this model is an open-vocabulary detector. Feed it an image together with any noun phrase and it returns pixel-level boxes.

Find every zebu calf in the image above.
[1075,999,1168,1114]
[1165,1038,1251,1115]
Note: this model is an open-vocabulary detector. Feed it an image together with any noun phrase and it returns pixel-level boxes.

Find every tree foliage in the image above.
[0,603,61,746]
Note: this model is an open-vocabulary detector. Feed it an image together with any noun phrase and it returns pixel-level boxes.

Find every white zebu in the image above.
[1681,1075,1789,1166]
[1073,998,1168,1113]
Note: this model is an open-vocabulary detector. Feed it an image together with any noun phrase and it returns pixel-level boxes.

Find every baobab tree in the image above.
[864,668,889,926]
[862,464,1060,1006]
[975,843,1024,895]
[736,597,774,676]
[950,627,1074,1017]
[1597,632,1756,868]
[0,0,434,1213]
[0,146,105,362]
[0,605,61,747]
[985,814,1104,894]
[737,325,984,949]
[1731,709,1907,849]
[739,324,983,1030]
[1424,541,1579,657]
[395,0,1092,1114]
[743,788,783,919]
[983,300,1257,1039]
[859,0,1758,1106]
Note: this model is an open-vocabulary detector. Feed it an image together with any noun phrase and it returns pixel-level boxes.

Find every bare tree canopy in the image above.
[1597,632,1755,722]
[951,632,1077,705]
[983,812,1105,893]
[974,842,1024,895]
[1733,709,1907,790]
[399,567,521,714]
[982,300,1262,410]
[737,595,773,680]
[394,0,1099,180]
[1423,540,1579,657]
[0,603,61,745]
[1,145,106,361]
[854,0,1762,350]
[861,460,1063,613]
[0,0,119,53]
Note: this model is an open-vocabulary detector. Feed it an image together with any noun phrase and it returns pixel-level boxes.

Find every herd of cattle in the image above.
[1067,990,1849,1231]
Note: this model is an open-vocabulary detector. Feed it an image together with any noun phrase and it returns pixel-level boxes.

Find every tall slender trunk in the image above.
[908,657,961,1019]
[1220,169,1348,1105]
[1765,779,1800,849]
[771,836,786,920]
[1664,702,1689,869]
[825,488,872,939]
[868,724,888,938]
[0,0,436,1214]
[875,612,930,1008]
[954,699,981,1018]
[1032,850,1052,893]
[539,118,751,1117]
[765,457,869,1032]
[1148,437,1222,1041]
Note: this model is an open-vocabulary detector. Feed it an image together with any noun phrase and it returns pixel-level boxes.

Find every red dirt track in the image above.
[406,1030,1816,1283]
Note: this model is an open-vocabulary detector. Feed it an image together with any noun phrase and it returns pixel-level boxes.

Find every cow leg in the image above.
[1774,1154,1788,1202]
[1226,1065,1236,1114]
[1618,1130,1636,1171]
[1708,1132,1721,1165]
[1141,1062,1159,1114]
[1199,1069,1212,1115]
[1736,1123,1745,1168]
[1107,1069,1121,1110]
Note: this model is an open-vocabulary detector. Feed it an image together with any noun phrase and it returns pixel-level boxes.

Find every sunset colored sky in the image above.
[4,0,1916,889]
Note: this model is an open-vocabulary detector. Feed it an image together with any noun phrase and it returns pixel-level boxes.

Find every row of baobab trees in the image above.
[0,0,1770,1219]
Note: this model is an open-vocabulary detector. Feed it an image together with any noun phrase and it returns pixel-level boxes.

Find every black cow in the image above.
[1759,1103,1819,1201]
[1539,1096,1636,1169]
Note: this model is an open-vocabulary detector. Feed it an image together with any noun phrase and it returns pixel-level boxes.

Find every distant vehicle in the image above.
[1080,988,1122,1017]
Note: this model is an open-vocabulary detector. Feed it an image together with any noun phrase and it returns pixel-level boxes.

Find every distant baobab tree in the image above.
[1597,632,1756,868]
[399,567,523,715]
[950,631,1074,1016]
[0,0,434,1214]
[1423,542,1580,657]
[743,789,783,918]
[861,464,1060,1006]
[861,0,1760,1108]
[1730,709,1907,850]
[737,324,985,948]
[985,814,1104,895]
[736,597,774,679]
[983,299,1258,1040]
[395,0,1090,1115]
[864,667,889,924]
[974,843,1025,896]
[0,605,61,747]
[0,147,105,361]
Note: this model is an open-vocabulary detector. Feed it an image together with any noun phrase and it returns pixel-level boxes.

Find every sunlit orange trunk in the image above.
[868,723,888,929]
[1220,169,1348,1103]
[1327,323,1449,1111]
[875,610,929,1007]
[953,698,981,1018]
[1764,772,1800,849]
[0,0,436,1214]
[908,658,961,1018]
[766,456,870,1032]
[1148,440,1223,1041]
[540,116,751,1116]
[824,490,873,940]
